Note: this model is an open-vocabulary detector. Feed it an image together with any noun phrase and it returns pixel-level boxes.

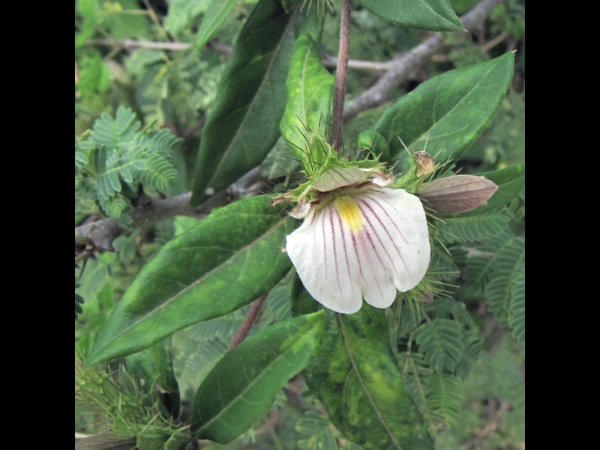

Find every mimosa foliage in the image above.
[76,107,182,225]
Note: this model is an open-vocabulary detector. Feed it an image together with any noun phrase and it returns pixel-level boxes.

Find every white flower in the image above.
[286,186,430,314]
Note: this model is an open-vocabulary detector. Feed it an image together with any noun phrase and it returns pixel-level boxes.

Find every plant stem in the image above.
[228,292,269,351]
[330,0,351,151]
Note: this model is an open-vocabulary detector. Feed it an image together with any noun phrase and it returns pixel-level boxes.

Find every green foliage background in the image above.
[76,1,524,449]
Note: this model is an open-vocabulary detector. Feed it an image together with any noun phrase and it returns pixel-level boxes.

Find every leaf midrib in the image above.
[338,314,402,449]
[96,214,290,354]
[410,57,506,151]
[206,13,294,186]
[197,321,316,435]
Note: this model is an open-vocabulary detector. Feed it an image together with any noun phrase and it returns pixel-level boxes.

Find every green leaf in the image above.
[373,53,515,167]
[76,0,101,48]
[436,209,510,244]
[464,164,525,216]
[354,0,462,31]
[424,373,463,424]
[153,340,181,419]
[191,311,326,443]
[413,319,463,373]
[509,262,525,345]
[357,129,390,161]
[430,241,465,281]
[261,137,302,179]
[77,53,112,100]
[195,0,238,50]
[455,330,482,379]
[86,196,299,366]
[280,33,335,166]
[298,288,434,449]
[90,106,141,149]
[125,339,181,419]
[485,237,525,324]
[295,411,338,450]
[164,0,210,35]
[191,0,295,206]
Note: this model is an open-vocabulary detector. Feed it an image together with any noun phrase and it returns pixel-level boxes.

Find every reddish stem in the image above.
[228,293,269,351]
[330,0,351,151]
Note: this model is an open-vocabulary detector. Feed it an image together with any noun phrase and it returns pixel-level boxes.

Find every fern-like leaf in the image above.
[174,339,228,397]
[426,298,474,328]
[430,242,465,282]
[436,209,510,244]
[265,285,292,322]
[295,411,338,450]
[509,262,525,345]
[99,193,130,219]
[455,330,482,379]
[186,312,244,343]
[485,238,525,324]
[90,107,141,149]
[414,319,463,373]
[398,351,434,421]
[424,373,463,424]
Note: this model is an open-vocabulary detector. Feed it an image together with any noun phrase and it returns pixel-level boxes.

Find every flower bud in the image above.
[417,175,498,214]
[414,151,436,177]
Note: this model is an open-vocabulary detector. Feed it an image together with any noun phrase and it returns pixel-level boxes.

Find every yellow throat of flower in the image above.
[333,196,364,233]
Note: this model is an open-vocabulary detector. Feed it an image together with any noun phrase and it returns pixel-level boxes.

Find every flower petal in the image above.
[286,188,430,313]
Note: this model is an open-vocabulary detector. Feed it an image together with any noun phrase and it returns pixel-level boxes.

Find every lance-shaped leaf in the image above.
[191,311,326,443]
[374,53,515,168]
[355,0,462,31]
[295,283,434,450]
[86,196,299,366]
[195,0,239,50]
[280,34,335,167]
[417,175,498,214]
[463,164,525,216]
[191,0,294,206]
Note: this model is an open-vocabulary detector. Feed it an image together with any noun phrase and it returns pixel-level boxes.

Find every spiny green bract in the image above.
[75,106,182,226]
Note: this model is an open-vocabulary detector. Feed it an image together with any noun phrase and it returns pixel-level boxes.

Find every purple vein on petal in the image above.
[357,231,384,299]
[329,208,343,295]
[336,209,353,285]
[321,209,328,281]
[369,195,409,244]
[358,196,411,276]
[356,200,397,273]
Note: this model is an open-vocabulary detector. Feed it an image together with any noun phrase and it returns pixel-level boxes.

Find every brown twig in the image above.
[343,0,504,122]
[75,167,263,251]
[228,293,269,351]
[481,31,510,53]
[253,409,281,435]
[86,38,233,54]
[463,398,510,450]
[330,0,352,151]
